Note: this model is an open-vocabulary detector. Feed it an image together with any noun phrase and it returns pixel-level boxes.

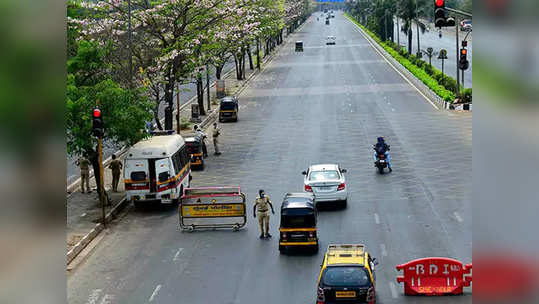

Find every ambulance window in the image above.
[130,171,147,181]
[172,151,181,174]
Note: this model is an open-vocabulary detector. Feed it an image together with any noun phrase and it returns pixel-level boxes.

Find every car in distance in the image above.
[326,36,336,45]
[302,164,347,207]
[460,19,472,31]
[317,244,377,304]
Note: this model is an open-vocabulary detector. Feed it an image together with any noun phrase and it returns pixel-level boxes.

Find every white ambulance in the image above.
[124,133,191,207]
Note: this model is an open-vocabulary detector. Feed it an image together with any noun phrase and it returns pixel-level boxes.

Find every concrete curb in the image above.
[346,15,451,110]
[67,196,129,265]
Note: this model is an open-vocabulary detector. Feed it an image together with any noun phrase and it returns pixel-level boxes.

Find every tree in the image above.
[398,0,428,55]
[67,40,152,191]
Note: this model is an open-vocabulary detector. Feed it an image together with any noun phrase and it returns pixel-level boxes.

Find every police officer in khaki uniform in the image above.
[253,189,275,238]
[108,154,123,192]
[76,156,91,193]
[212,122,221,155]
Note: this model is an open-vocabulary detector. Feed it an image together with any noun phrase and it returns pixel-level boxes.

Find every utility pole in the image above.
[206,64,211,111]
[127,0,133,89]
[176,83,181,134]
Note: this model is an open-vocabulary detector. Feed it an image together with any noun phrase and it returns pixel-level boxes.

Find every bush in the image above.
[461,88,472,103]
[416,60,425,69]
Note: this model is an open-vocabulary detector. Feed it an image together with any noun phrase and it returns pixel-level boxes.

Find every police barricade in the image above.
[179,186,246,231]
[396,257,472,296]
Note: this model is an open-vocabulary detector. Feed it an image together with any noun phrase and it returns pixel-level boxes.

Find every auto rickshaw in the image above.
[295,41,303,52]
[184,136,204,170]
[219,96,238,122]
[279,192,318,254]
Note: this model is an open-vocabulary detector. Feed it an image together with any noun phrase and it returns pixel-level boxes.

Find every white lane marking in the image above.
[374,213,380,224]
[149,285,162,302]
[86,289,102,304]
[454,212,463,223]
[347,18,439,110]
[380,244,388,256]
[173,248,184,262]
[80,213,87,217]
[391,108,395,112]
[389,282,398,298]
[99,294,115,304]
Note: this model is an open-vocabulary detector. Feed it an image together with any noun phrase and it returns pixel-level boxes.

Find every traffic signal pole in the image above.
[455,15,460,94]
[97,136,106,227]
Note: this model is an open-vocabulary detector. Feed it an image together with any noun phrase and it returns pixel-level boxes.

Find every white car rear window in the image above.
[309,170,340,181]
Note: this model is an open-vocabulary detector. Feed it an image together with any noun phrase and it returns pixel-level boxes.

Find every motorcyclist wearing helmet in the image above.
[373,137,392,172]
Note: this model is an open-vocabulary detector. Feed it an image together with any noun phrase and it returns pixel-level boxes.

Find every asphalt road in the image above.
[67,12,472,304]
[393,19,472,89]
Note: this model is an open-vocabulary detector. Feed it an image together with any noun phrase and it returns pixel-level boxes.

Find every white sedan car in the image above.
[302,164,348,207]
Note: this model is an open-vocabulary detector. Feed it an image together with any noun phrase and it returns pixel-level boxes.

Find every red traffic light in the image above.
[435,0,444,7]
[93,108,101,118]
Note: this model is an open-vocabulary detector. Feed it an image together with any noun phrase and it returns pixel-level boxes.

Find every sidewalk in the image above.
[66,23,297,264]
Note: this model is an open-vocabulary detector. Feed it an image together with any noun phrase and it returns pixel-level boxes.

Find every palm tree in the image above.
[398,0,427,56]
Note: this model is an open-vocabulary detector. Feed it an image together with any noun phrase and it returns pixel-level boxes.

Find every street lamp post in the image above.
[127,0,133,89]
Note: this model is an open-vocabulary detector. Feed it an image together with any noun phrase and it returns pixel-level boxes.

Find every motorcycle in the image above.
[374,153,388,174]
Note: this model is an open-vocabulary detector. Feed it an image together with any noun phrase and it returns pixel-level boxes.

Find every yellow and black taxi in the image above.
[218,96,239,122]
[184,136,204,170]
[316,244,378,304]
[279,192,318,254]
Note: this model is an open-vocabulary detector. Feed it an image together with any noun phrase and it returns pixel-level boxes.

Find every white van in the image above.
[124,133,191,207]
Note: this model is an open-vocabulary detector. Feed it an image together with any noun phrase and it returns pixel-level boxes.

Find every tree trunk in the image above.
[247,44,253,70]
[234,55,240,80]
[89,149,101,196]
[407,27,413,54]
[242,49,246,79]
[215,64,223,80]
[256,38,261,70]
[196,75,206,116]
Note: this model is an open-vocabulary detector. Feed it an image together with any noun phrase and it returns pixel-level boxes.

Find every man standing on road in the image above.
[76,156,91,193]
[253,189,275,239]
[108,154,123,192]
[193,125,208,158]
[212,122,221,155]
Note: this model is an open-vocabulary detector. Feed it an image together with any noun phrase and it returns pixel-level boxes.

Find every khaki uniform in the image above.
[77,157,91,193]
[254,196,272,235]
[108,159,123,192]
[212,126,221,154]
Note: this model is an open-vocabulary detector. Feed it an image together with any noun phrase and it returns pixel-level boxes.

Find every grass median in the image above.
[345,13,458,103]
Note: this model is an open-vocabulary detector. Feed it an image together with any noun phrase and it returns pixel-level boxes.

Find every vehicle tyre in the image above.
[133,200,142,210]
[312,244,319,253]
[279,245,286,254]
[234,117,238,122]
[200,162,205,171]
[378,166,384,174]
[341,199,347,208]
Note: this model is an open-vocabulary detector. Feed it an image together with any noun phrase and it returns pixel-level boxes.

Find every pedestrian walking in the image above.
[108,154,123,192]
[193,125,208,157]
[253,189,275,239]
[76,156,91,193]
[212,122,221,155]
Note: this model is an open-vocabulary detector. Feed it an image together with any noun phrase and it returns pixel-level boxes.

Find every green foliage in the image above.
[67,40,152,157]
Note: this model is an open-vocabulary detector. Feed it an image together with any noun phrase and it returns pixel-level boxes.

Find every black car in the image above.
[219,96,239,122]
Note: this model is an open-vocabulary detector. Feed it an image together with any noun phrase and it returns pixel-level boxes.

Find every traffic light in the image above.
[92,108,104,138]
[434,0,446,28]
[434,0,455,28]
[459,48,469,70]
